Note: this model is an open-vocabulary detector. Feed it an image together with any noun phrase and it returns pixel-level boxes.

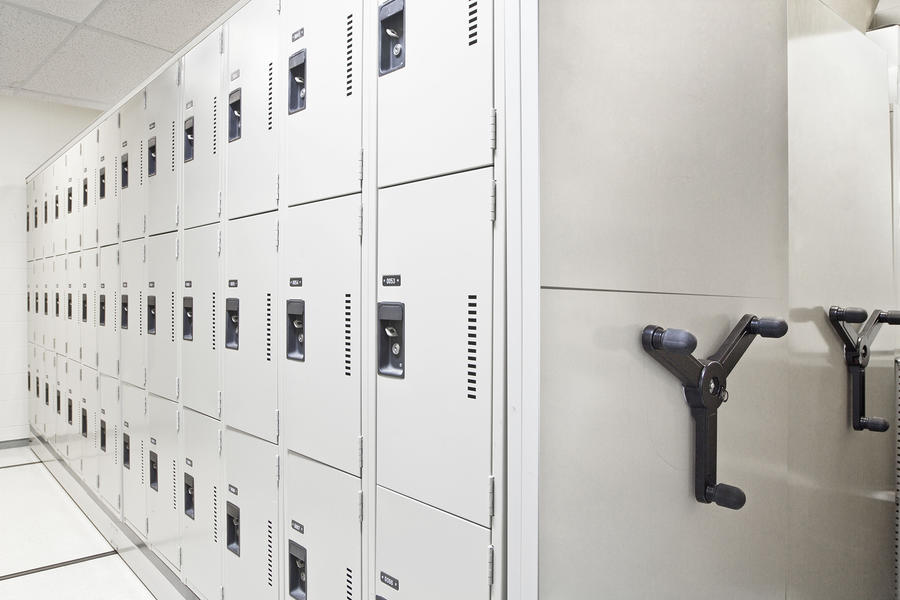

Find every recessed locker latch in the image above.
[184,473,195,519]
[147,137,157,177]
[147,295,157,335]
[183,297,194,341]
[226,501,241,556]
[641,314,788,510]
[81,294,88,322]
[286,299,305,361]
[149,450,159,491]
[100,420,107,451]
[378,0,405,75]
[288,50,307,114]
[827,306,900,432]
[121,294,129,329]
[377,302,404,378]
[228,89,242,142]
[288,541,308,600]
[184,118,195,163]
[99,294,106,326]
[123,433,131,469]
[121,154,129,189]
[225,298,239,350]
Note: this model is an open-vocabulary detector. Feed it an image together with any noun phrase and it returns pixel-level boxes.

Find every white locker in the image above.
[27,263,35,345]
[62,357,81,466]
[224,0,279,220]
[27,180,36,260]
[148,394,181,567]
[376,169,493,526]
[282,0,362,206]
[183,28,224,229]
[98,245,120,377]
[120,94,148,242]
[97,117,120,247]
[52,255,65,352]
[51,161,64,256]
[147,232,178,400]
[146,62,181,236]
[81,131,98,249]
[27,344,35,430]
[80,248,98,369]
[79,366,99,492]
[374,487,490,600]
[65,146,81,252]
[182,224,220,419]
[284,453,361,600]
[64,254,79,360]
[223,213,277,442]
[223,428,278,600]
[280,196,360,474]
[40,351,55,441]
[182,408,223,600]
[376,0,494,186]
[120,239,146,388]
[122,383,148,539]
[98,375,122,514]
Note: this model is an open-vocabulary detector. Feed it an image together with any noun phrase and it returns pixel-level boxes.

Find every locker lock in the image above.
[379,0,405,75]
[288,541,308,600]
[288,50,307,114]
[642,314,788,510]
[827,306,900,432]
[147,295,157,335]
[286,300,305,361]
[225,298,239,350]
[184,473,195,520]
[149,451,159,491]
[183,296,193,341]
[121,294,129,329]
[99,294,106,327]
[378,302,405,377]
[226,501,240,556]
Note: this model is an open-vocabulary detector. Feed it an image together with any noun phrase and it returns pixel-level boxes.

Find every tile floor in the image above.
[0,442,155,599]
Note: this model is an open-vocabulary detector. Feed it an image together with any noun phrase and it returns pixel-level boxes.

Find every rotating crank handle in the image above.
[749,317,788,338]
[831,306,868,323]
[648,328,697,354]
[859,416,890,432]
[878,311,900,325]
[705,483,746,510]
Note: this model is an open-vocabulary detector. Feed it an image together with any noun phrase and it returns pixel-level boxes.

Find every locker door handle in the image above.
[828,306,900,432]
[286,299,305,361]
[99,294,106,326]
[147,295,157,335]
[147,137,157,177]
[226,501,240,556]
[378,0,405,75]
[228,89,242,142]
[149,451,159,491]
[225,298,239,350]
[288,541,308,600]
[121,294,129,329]
[288,50,307,114]
[642,314,788,510]
[183,296,193,341]
[377,302,404,377]
[184,118,195,163]
[184,473,195,520]
[123,433,131,469]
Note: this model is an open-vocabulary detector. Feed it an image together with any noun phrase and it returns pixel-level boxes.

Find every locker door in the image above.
[223,213,277,442]
[52,255,64,352]
[148,394,180,567]
[376,0,494,186]
[65,254,79,360]
[147,233,178,400]
[120,239,146,388]
[65,146,81,252]
[376,168,494,526]
[51,160,64,256]
[284,453,361,600]
[183,28,224,229]
[375,487,490,600]
[120,94,148,242]
[62,357,80,466]
[81,130,98,250]
[80,248,98,369]
[98,245,120,378]
[223,429,278,600]
[98,375,122,514]
[224,0,279,220]
[79,366,99,491]
[97,117,120,247]
[146,62,181,236]
[281,196,360,474]
[183,223,220,419]
[44,352,57,442]
[122,383,148,539]
[282,0,362,206]
[182,408,223,600]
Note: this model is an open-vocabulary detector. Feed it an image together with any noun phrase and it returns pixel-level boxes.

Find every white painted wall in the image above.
[0,95,99,441]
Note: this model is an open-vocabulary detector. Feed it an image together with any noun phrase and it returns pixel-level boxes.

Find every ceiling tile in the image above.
[24,27,170,105]
[3,0,104,23]
[87,0,237,52]
[0,4,74,86]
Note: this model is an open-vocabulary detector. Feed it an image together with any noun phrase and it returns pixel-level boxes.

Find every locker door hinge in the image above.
[178,546,182,567]
[175,205,180,227]
[488,545,495,586]
[176,409,181,432]
[275,220,280,251]
[275,453,281,485]
[96,375,99,390]
[219,31,224,54]
[143,215,147,234]
[488,475,495,517]
[175,238,180,259]
[275,409,280,443]
[142,244,146,262]
[143,368,147,386]
[96,352,99,366]
[145,517,149,534]
[144,396,147,414]
[116,223,120,239]
[96,474,100,488]
[216,230,222,256]
[116,359,120,375]
[275,174,280,205]
[275,0,282,14]
[357,203,363,241]
[217,191,222,216]
[357,149,364,182]
[217,429,222,455]
[143,90,148,110]
[358,436,364,472]
[490,180,496,223]
[217,391,222,418]
[176,62,182,86]
[175,377,180,399]
[489,108,497,151]
[117,385,121,400]
[358,490,364,523]
[117,493,121,509]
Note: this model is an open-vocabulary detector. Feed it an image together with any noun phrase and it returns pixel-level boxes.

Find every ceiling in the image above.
[0,0,240,110]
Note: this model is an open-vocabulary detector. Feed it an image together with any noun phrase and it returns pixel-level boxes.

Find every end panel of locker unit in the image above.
[376,169,494,526]
[120,94,148,242]
[281,196,361,474]
[98,245,120,377]
[377,0,494,187]
[224,0,279,220]
[97,117,120,247]
[146,62,181,236]
[182,223,220,419]
[284,453,361,600]
[64,254,80,360]
[79,366,99,492]
[223,212,278,442]
[120,239,146,388]
[147,233,178,400]
[65,146,82,253]
[183,28,224,229]
[81,130,99,249]
[375,486,490,600]
[122,383,149,539]
[282,0,362,205]
[80,248,99,369]
[147,394,181,567]
[182,408,223,600]
[98,374,122,514]
[222,428,279,600]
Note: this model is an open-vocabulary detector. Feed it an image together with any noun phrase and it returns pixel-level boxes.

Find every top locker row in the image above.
[25,0,495,260]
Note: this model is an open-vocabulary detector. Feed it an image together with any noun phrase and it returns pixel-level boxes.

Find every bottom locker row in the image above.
[28,366,493,600]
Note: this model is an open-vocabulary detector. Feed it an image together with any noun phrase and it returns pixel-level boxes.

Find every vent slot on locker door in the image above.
[377,302,404,377]
[212,97,218,155]
[170,292,175,342]
[147,137,157,177]
[99,168,106,199]
[228,89,241,142]
[379,0,405,75]
[184,118,194,162]
[81,408,87,437]
[288,541,308,600]
[149,450,158,491]
[183,296,193,340]
[288,50,307,114]
[467,295,477,399]
[212,486,218,543]
[100,419,107,451]
[267,520,273,586]
[99,294,106,326]
[83,178,88,206]
[286,299,305,361]
[346,15,353,95]
[211,293,217,349]
[123,432,130,468]
[184,472,195,519]
[82,294,88,322]
[225,298,239,349]
[121,154,129,189]
[345,294,352,376]
[226,501,240,556]
[468,1,478,45]
[121,294,129,329]
[267,63,273,130]
[147,295,156,335]
[266,293,272,361]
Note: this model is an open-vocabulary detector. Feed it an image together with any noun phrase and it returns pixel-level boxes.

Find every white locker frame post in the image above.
[98,245,120,377]
[80,247,99,369]
[122,382,149,539]
[97,117,120,247]
[120,239,146,388]
[146,232,179,400]
[146,62,182,237]
[98,374,122,514]
[120,94,148,242]
[147,394,181,568]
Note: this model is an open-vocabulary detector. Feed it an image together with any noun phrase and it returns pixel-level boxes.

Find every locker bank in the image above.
[5,0,900,598]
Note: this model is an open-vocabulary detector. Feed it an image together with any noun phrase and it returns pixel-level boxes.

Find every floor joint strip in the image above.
[0,550,118,582]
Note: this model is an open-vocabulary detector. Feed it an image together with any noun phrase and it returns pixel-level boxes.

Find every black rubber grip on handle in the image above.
[750,318,788,338]
[657,328,697,354]
[879,311,900,325]
[707,483,746,510]
[832,306,868,323]
[861,416,890,432]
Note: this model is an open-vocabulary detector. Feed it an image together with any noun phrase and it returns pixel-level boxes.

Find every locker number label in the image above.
[380,572,400,590]
[185,458,193,467]
[382,275,401,287]
[291,520,304,533]
[289,277,303,287]
[228,280,238,288]
[228,484,239,495]
[184,281,192,288]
